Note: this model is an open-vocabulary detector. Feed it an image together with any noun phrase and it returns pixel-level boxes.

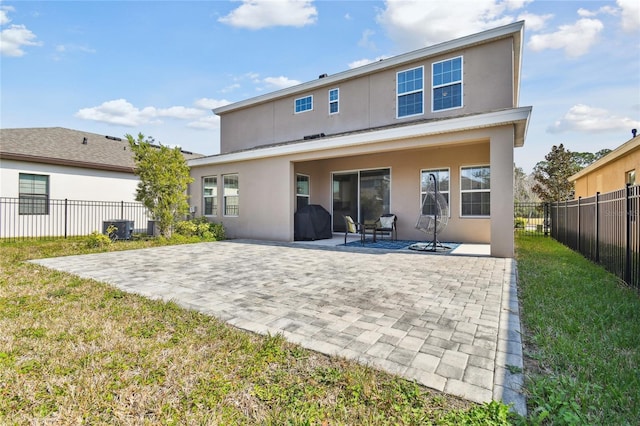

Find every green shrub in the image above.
[514,217,526,229]
[208,223,225,241]
[174,219,225,241]
[85,231,112,248]
[174,220,198,237]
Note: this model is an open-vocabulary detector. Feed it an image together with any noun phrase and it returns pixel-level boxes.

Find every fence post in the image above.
[121,201,124,220]
[625,184,631,285]
[577,197,581,252]
[595,192,600,263]
[64,198,68,239]
[564,199,568,244]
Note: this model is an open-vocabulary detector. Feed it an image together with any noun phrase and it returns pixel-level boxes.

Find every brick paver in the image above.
[32,239,525,414]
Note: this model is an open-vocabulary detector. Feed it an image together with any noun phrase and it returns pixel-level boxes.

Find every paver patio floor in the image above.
[32,239,525,413]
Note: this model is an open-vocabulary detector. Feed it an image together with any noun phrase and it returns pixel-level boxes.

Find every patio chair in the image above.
[344,215,365,245]
[374,213,397,241]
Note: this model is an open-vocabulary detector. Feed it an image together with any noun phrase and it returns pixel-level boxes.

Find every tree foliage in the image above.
[126,133,193,237]
[514,166,539,203]
[532,144,579,202]
[571,149,612,169]
[532,145,613,203]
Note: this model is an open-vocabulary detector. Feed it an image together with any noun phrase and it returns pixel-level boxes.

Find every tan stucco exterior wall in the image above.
[218,38,515,154]
[573,147,639,198]
[189,125,517,257]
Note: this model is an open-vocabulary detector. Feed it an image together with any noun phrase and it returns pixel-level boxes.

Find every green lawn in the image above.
[516,234,640,425]
[1,238,511,425]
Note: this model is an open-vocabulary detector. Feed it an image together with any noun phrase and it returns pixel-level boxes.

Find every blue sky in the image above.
[1,0,639,172]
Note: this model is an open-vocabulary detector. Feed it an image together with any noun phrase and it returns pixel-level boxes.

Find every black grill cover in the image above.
[294,204,332,241]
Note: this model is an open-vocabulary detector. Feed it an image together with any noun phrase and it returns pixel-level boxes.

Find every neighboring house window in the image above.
[296,174,310,211]
[461,165,490,217]
[295,95,313,113]
[421,168,450,216]
[397,66,424,118]
[203,176,217,216]
[223,174,239,216]
[329,88,339,114]
[19,173,49,215]
[433,56,462,111]
[627,169,636,185]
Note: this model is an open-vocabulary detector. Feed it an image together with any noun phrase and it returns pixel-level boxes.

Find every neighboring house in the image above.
[0,127,201,237]
[188,21,532,257]
[570,132,639,198]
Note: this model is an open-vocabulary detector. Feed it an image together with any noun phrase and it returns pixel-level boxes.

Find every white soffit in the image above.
[189,107,532,167]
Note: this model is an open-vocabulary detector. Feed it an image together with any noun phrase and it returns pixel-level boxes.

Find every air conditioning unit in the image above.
[102,220,134,240]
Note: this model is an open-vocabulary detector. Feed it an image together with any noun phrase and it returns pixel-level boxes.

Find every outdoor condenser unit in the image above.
[102,220,134,240]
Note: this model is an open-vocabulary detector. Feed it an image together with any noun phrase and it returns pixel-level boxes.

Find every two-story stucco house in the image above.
[188,21,532,257]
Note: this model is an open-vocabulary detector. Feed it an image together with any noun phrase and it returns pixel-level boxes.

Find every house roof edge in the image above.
[213,21,525,115]
[189,106,532,167]
[569,136,640,182]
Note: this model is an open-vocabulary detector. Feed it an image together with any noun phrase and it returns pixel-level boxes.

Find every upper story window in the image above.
[433,56,463,112]
[203,176,217,216]
[397,66,424,118]
[295,95,313,113]
[19,173,49,215]
[329,88,339,115]
[628,169,636,185]
[223,174,239,217]
[460,165,490,217]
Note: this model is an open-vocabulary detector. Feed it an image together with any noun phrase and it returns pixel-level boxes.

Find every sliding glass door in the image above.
[332,168,390,232]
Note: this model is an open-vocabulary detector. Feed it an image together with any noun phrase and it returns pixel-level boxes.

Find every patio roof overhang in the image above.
[189,106,532,168]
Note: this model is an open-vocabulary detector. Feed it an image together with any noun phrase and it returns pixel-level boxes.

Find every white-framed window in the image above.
[295,95,313,113]
[627,169,636,186]
[223,174,239,216]
[421,168,450,217]
[397,66,424,118]
[19,173,49,215]
[432,56,463,112]
[329,88,339,114]
[460,165,490,217]
[203,176,217,216]
[296,174,310,211]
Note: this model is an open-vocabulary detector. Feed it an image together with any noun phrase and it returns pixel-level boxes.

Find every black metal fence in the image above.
[514,202,550,236]
[550,185,639,291]
[0,197,151,241]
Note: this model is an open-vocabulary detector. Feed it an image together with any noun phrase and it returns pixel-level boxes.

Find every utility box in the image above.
[147,220,161,237]
[102,220,134,240]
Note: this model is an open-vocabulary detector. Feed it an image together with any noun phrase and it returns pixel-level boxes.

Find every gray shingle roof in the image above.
[0,127,202,173]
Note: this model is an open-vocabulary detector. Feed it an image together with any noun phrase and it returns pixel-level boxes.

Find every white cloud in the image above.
[358,29,376,50]
[75,99,218,127]
[0,6,14,25]
[55,44,96,54]
[263,76,301,89]
[376,0,527,50]
[0,24,41,57]
[193,98,232,110]
[220,83,241,93]
[548,104,640,134]
[577,6,616,18]
[617,0,640,33]
[516,12,553,31]
[348,55,391,69]
[219,0,317,30]
[528,18,603,58]
[188,115,220,130]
